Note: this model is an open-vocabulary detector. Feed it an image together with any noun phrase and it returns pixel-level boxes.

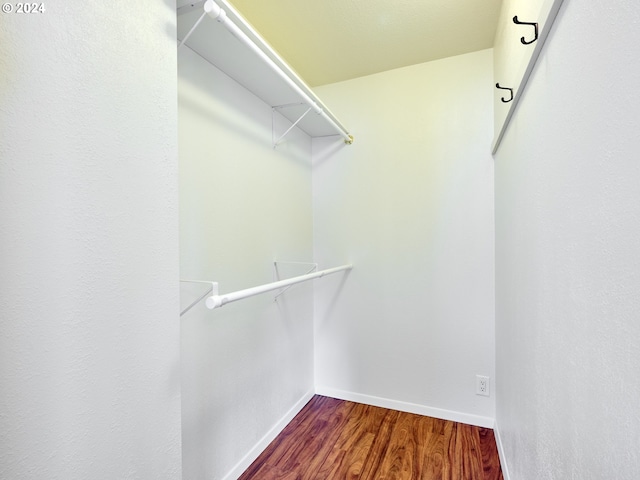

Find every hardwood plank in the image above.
[238,396,345,479]
[442,419,456,480]
[422,421,444,480]
[265,396,350,479]
[274,399,348,475]
[239,395,503,480]
[450,423,484,480]
[478,428,504,480]
[357,407,399,479]
[371,411,428,479]
[291,399,357,479]
[312,402,387,479]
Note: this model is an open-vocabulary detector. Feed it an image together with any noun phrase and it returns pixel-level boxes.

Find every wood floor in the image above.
[239,395,503,480]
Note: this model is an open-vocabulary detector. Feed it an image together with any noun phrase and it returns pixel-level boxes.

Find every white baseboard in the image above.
[315,385,495,429]
[493,419,511,480]
[221,389,315,480]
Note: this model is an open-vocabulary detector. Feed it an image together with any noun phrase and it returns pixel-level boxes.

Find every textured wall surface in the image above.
[178,46,315,480]
[494,1,640,478]
[0,2,181,479]
[312,50,496,425]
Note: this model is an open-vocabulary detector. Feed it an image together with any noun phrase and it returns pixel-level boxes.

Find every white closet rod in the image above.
[206,264,353,310]
[181,0,353,144]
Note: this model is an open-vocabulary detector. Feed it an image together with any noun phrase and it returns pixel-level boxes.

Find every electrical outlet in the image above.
[476,375,490,396]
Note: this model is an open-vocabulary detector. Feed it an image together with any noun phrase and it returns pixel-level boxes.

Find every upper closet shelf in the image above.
[177,0,354,144]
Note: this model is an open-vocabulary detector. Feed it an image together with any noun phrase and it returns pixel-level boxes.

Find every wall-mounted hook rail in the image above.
[513,16,539,45]
[495,83,514,103]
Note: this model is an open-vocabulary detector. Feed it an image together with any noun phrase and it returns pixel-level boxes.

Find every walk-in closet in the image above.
[2,0,640,479]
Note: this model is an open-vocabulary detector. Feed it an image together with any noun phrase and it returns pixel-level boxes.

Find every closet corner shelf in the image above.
[177,0,353,144]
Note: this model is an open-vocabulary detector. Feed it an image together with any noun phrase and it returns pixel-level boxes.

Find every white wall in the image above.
[178,47,315,480]
[0,2,181,479]
[494,1,640,478]
[312,49,496,426]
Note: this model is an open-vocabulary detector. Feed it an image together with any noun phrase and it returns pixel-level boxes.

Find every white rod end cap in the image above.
[205,295,223,309]
[204,0,226,22]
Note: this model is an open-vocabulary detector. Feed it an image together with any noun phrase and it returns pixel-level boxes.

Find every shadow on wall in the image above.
[312,136,351,168]
[314,269,353,329]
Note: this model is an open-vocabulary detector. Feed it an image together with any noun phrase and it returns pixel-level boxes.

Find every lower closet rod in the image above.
[206,264,352,310]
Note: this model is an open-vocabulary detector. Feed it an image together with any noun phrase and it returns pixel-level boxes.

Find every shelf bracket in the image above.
[180,279,218,317]
[272,103,313,148]
[272,260,318,301]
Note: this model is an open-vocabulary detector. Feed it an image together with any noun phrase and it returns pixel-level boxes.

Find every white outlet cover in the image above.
[476,375,490,396]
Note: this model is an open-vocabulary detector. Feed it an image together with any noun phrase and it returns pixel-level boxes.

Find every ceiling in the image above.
[222,0,504,87]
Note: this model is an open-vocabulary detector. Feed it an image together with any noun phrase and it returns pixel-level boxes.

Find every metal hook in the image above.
[495,83,513,103]
[513,16,539,45]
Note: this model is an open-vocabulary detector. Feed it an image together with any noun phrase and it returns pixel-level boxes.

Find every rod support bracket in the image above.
[344,134,354,145]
